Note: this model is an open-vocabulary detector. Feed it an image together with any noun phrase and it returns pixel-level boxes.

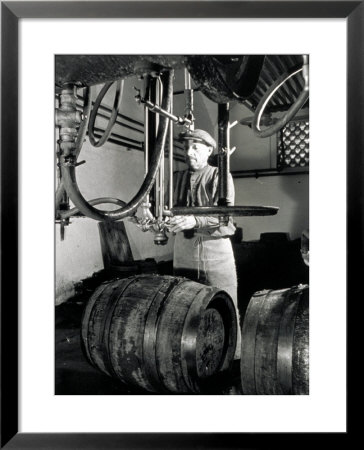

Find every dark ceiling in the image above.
[55,54,308,114]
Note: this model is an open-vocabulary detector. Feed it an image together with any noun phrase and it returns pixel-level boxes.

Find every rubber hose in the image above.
[59,197,127,219]
[61,70,173,222]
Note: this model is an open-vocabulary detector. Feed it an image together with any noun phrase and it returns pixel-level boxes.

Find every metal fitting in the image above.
[154,229,168,245]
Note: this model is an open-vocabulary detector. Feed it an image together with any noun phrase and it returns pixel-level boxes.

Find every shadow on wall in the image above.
[234,173,308,241]
[233,234,309,320]
[275,174,309,236]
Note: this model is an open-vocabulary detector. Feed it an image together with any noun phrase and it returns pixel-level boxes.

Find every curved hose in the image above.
[59,197,127,219]
[252,56,309,138]
[88,80,124,147]
[55,86,91,213]
[61,70,174,222]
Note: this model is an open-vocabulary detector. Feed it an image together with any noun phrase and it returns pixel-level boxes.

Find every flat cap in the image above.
[178,129,216,150]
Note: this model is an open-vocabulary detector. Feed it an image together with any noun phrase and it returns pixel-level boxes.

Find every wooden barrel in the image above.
[240,284,309,395]
[81,274,237,394]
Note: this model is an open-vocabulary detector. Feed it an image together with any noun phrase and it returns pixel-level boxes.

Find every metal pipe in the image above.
[91,127,141,146]
[138,96,191,126]
[168,206,279,217]
[154,80,160,219]
[77,94,143,128]
[90,133,143,151]
[184,68,191,90]
[158,78,164,221]
[89,132,184,162]
[147,78,158,217]
[217,103,231,226]
[81,97,184,146]
[144,99,177,121]
[168,94,174,210]
[217,103,230,206]
[60,70,173,221]
[55,86,91,213]
[184,68,194,130]
[173,87,201,95]
[159,153,164,220]
[144,78,150,205]
[78,107,144,135]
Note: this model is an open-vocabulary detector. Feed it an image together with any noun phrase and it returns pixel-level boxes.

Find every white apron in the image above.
[173,232,241,359]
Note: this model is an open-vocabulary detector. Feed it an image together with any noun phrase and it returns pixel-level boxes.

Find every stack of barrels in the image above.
[81,274,308,394]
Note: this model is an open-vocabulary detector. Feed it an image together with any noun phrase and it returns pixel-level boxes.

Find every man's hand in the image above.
[168,215,197,233]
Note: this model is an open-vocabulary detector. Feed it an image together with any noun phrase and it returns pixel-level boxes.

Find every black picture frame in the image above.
[1,1,359,448]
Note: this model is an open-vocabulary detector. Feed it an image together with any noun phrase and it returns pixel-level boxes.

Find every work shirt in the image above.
[173,164,236,238]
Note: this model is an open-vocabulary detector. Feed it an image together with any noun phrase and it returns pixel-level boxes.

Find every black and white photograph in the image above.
[1,0,356,445]
[55,54,309,396]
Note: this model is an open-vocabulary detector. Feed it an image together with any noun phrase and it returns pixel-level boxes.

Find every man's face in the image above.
[184,141,213,171]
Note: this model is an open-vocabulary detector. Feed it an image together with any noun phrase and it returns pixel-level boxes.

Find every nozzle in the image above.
[154,230,168,245]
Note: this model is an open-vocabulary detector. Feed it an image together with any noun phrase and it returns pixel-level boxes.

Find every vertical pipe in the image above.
[184,68,191,90]
[184,68,194,130]
[169,94,174,210]
[144,85,149,204]
[154,81,160,217]
[218,103,230,226]
[218,103,230,205]
[158,77,164,221]
[148,78,157,217]
[55,85,80,216]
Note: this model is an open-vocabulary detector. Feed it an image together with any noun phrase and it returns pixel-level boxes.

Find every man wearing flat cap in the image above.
[168,129,241,360]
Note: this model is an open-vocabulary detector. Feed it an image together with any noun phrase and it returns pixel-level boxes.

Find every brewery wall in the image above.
[55,142,179,304]
[234,174,308,242]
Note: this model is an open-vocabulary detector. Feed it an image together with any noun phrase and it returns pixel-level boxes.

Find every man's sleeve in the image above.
[194,172,235,229]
